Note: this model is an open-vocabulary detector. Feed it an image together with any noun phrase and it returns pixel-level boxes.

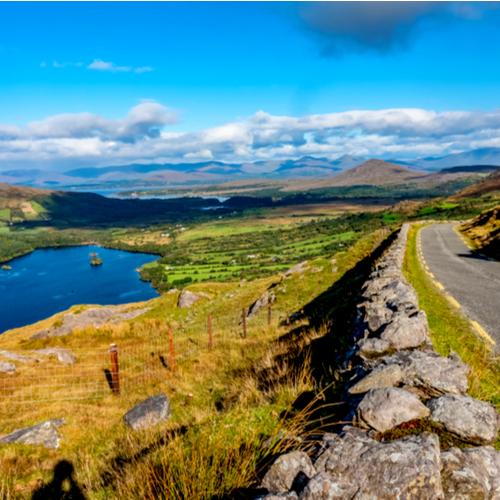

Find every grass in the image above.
[0,225,388,498]
[404,223,500,410]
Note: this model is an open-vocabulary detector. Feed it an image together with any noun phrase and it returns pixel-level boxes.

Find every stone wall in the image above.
[260,224,500,499]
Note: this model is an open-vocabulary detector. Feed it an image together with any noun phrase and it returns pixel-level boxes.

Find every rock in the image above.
[34,348,76,365]
[357,387,430,432]
[248,290,275,318]
[374,349,469,397]
[0,361,16,373]
[428,395,500,445]
[123,394,171,430]
[441,446,500,498]
[0,419,64,449]
[31,305,150,339]
[311,431,443,499]
[348,364,404,394]
[357,338,391,359]
[262,451,316,494]
[263,492,299,499]
[379,311,430,351]
[177,290,203,309]
[0,350,36,363]
[361,302,393,332]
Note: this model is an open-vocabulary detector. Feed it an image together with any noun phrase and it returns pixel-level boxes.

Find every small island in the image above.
[89,252,103,267]
[1,264,12,271]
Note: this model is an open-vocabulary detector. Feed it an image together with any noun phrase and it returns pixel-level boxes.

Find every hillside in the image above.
[460,205,500,259]
[453,169,500,199]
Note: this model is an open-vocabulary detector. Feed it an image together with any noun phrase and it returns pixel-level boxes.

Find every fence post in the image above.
[168,325,176,371]
[267,302,272,327]
[207,314,213,349]
[241,308,247,338]
[109,343,120,395]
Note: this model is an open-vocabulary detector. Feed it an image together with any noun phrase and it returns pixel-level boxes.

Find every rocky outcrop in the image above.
[248,290,275,318]
[31,304,149,339]
[0,419,64,449]
[177,290,204,309]
[0,361,16,373]
[260,224,500,498]
[123,394,171,430]
[34,348,76,365]
[262,451,315,494]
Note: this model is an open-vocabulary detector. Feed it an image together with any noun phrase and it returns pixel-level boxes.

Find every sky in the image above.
[0,1,500,170]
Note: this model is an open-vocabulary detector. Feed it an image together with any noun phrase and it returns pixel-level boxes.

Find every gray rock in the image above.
[375,349,469,397]
[123,394,171,430]
[379,311,430,351]
[362,302,393,332]
[0,361,16,373]
[357,387,430,432]
[248,290,275,318]
[284,261,308,277]
[312,431,443,499]
[428,395,500,445]
[0,350,36,363]
[262,451,316,494]
[0,419,64,449]
[263,492,299,499]
[177,290,203,308]
[441,446,500,499]
[34,348,76,365]
[348,364,404,394]
[357,337,391,359]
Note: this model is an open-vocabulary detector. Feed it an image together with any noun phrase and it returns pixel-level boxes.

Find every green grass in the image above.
[404,223,500,410]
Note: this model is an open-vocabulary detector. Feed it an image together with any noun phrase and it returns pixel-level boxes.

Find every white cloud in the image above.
[1,103,500,170]
[87,59,154,74]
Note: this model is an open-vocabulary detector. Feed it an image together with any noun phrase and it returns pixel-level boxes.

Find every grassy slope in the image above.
[0,226,387,498]
[404,224,500,409]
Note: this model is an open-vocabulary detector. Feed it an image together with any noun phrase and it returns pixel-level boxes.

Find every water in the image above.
[0,245,159,333]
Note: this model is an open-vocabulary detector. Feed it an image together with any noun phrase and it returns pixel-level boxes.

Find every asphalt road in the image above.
[420,223,500,348]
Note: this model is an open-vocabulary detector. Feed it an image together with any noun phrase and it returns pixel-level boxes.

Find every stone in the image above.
[0,350,36,363]
[177,290,203,308]
[123,394,171,430]
[379,311,430,350]
[284,261,308,277]
[441,446,500,499]
[357,387,430,432]
[362,302,393,332]
[348,364,404,394]
[357,337,391,359]
[264,492,299,499]
[0,419,64,449]
[428,395,500,445]
[247,290,275,318]
[34,348,76,365]
[0,361,16,373]
[262,451,316,494]
[375,349,469,397]
[311,431,443,499]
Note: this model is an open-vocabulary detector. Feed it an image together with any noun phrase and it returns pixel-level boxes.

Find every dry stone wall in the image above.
[260,224,500,499]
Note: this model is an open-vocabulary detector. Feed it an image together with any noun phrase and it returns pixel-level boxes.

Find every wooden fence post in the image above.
[168,325,176,371]
[267,302,272,327]
[207,314,213,350]
[109,343,120,395]
[241,308,247,338]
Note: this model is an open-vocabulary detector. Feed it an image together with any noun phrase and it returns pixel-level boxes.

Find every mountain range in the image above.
[0,147,499,190]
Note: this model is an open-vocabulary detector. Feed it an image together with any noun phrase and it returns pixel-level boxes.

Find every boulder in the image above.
[348,364,404,394]
[379,311,430,351]
[357,387,430,432]
[374,349,469,397]
[0,361,16,373]
[0,419,64,449]
[248,290,275,318]
[310,430,443,499]
[34,348,76,365]
[123,394,171,430]
[262,451,316,494]
[428,395,500,445]
[361,301,393,332]
[441,446,500,498]
[0,350,36,363]
[357,338,391,359]
[177,290,203,309]
[284,261,308,278]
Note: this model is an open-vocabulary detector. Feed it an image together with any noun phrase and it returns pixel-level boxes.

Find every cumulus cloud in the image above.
[1,103,500,170]
[299,2,492,55]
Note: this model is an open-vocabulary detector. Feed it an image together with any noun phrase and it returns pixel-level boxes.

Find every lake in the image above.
[0,245,159,333]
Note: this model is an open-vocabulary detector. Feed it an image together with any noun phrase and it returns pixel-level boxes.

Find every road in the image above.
[420,223,500,348]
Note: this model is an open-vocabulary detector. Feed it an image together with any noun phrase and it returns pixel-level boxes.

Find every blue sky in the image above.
[0,2,500,170]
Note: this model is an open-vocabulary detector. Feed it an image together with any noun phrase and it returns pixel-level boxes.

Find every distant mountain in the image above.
[319,159,426,187]
[413,148,500,170]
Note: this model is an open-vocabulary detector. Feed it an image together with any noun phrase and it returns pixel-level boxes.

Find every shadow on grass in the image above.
[32,460,86,500]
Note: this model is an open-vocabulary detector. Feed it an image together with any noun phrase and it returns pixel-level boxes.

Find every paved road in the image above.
[420,223,500,348]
